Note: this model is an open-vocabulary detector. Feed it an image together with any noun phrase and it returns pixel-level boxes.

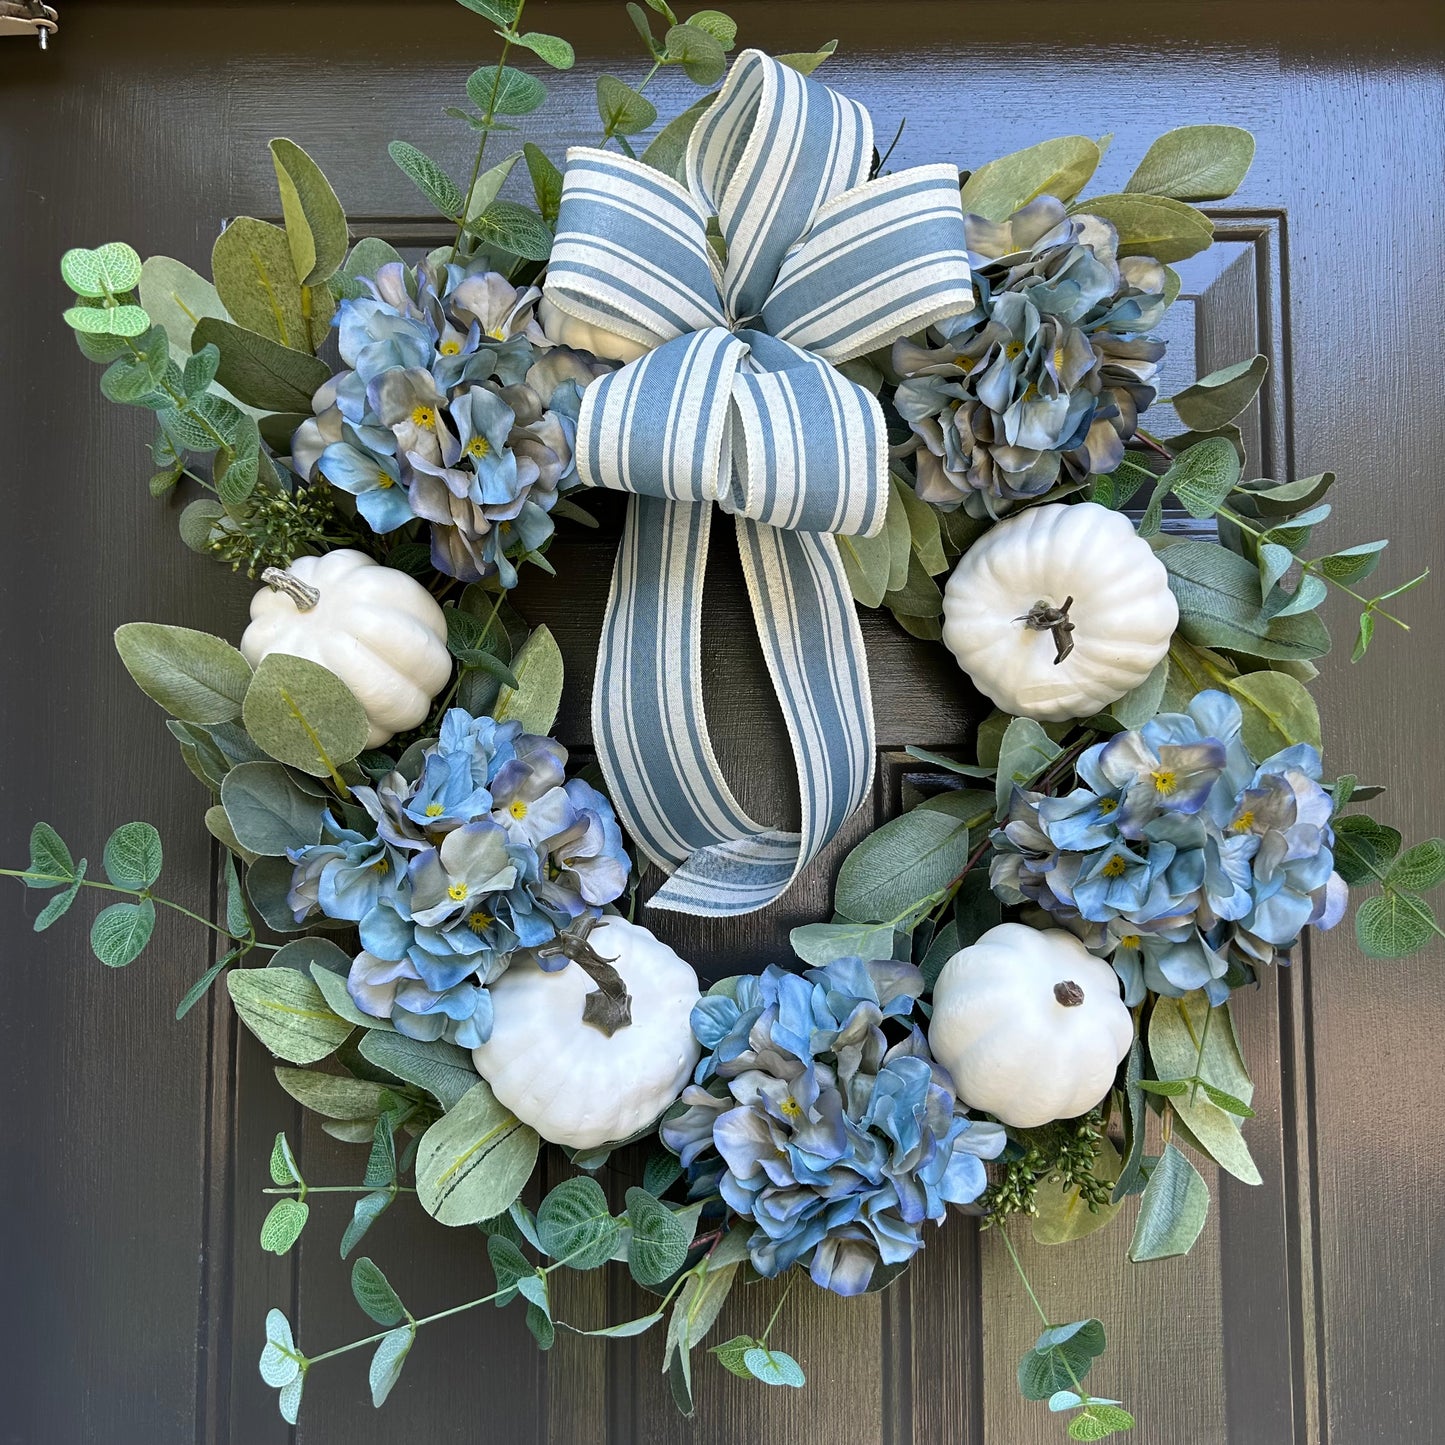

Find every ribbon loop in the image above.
[543,49,974,916]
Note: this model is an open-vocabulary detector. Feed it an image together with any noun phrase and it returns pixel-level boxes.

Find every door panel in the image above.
[3,4,1441,1443]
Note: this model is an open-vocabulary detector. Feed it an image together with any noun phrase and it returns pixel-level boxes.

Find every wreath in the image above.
[12,4,1442,1439]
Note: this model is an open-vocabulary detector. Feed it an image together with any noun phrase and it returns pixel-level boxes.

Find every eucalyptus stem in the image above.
[0,868,277,949]
[119,326,235,459]
[758,1274,796,1346]
[263,1184,416,1196]
[450,0,528,264]
[998,1226,1093,1403]
[1188,995,1214,1106]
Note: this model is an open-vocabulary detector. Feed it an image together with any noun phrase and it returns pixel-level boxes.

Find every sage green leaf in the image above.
[27,822,75,884]
[1110,657,1169,729]
[1089,454,1156,511]
[260,1197,309,1255]
[536,1175,620,1268]
[183,343,220,398]
[493,624,563,735]
[242,653,369,777]
[61,242,143,297]
[1161,541,1331,661]
[893,477,948,575]
[665,22,727,85]
[212,218,323,352]
[1073,193,1214,263]
[641,94,716,181]
[139,255,229,359]
[597,74,658,136]
[512,31,574,68]
[1017,1319,1106,1400]
[270,138,349,288]
[34,861,86,932]
[358,1030,477,1110]
[179,499,226,554]
[1067,1404,1137,1439]
[743,1347,806,1388]
[1148,993,1253,1107]
[527,1301,555,1350]
[1128,1144,1209,1261]
[711,1334,757,1379]
[523,143,564,223]
[463,150,524,225]
[1244,471,1335,518]
[1112,1033,1147,1202]
[90,899,156,967]
[259,1308,299,1386]
[468,63,548,116]
[103,820,163,888]
[838,525,893,609]
[1333,815,1402,884]
[487,1234,529,1304]
[834,807,972,924]
[306,961,391,1031]
[63,302,151,337]
[1226,670,1322,755]
[415,1079,539,1225]
[191,317,330,413]
[352,1256,407,1326]
[789,920,897,966]
[468,201,553,262]
[369,1325,415,1408]
[227,966,352,1063]
[995,716,1064,819]
[1352,610,1376,662]
[115,621,252,724]
[1357,890,1437,958]
[1031,1136,1122,1245]
[666,1260,739,1360]
[1124,125,1256,201]
[884,552,945,619]
[341,1189,393,1260]
[1385,839,1445,894]
[221,761,326,856]
[1170,1098,1261,1185]
[389,140,464,218]
[1257,541,1295,598]
[1319,540,1388,587]
[1170,355,1268,433]
[625,1187,695,1286]
[882,480,913,592]
[453,0,518,20]
[776,40,837,75]
[961,136,1101,221]
[1272,574,1328,620]
[274,1066,394,1121]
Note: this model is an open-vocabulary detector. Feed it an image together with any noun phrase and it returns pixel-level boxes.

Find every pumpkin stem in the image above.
[1053,979,1086,1007]
[537,915,634,1036]
[1018,596,1075,665]
[261,566,321,612]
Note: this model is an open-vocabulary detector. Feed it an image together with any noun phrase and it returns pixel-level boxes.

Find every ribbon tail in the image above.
[646,519,876,917]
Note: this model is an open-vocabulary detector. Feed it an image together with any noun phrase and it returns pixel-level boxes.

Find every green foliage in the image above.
[191,317,330,412]
[212,217,330,353]
[468,63,548,116]
[220,761,326,856]
[269,1131,302,1186]
[536,1175,621,1268]
[1169,356,1268,434]
[114,622,252,725]
[260,1197,309,1254]
[369,1325,415,1408]
[493,623,564,734]
[510,32,575,69]
[61,241,143,297]
[597,73,658,136]
[833,806,973,924]
[1225,670,1321,756]
[226,966,352,1064]
[102,820,163,889]
[90,899,156,967]
[1124,125,1255,201]
[624,1186,695,1285]
[1071,193,1213,263]
[414,1079,539,1225]
[665,22,728,86]
[960,136,1101,221]
[138,255,228,356]
[27,822,76,884]
[352,1257,408,1326]
[269,138,349,288]
[468,200,554,261]
[1017,1318,1107,1400]
[789,918,897,966]
[523,142,564,223]
[995,715,1063,818]
[1128,1143,1210,1261]
[742,1346,806,1388]
[1356,891,1438,958]
[389,140,465,218]
[357,1030,478,1111]
[242,653,370,778]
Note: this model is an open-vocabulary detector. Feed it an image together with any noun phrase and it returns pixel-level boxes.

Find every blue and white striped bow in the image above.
[542,50,974,917]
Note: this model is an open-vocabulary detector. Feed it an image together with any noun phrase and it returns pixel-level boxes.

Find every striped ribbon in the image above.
[542,49,974,916]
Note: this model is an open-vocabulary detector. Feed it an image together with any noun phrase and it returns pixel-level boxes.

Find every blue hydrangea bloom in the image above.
[991,690,1347,1005]
[661,958,1005,1296]
[285,708,631,1044]
[893,196,1169,517]
[291,260,614,586]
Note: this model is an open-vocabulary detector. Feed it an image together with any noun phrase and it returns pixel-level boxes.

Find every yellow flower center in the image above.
[780,1096,802,1118]
[468,910,494,933]
[1021,382,1039,402]
[499,520,512,534]
[487,326,507,341]
[466,435,491,460]
[508,800,528,821]
[425,802,444,818]
[1102,855,1128,879]
[1152,769,1178,796]
[1052,344,1066,373]
[1004,340,1025,361]
[1097,797,1118,815]
[1231,810,1256,833]
[954,353,976,373]
[440,339,462,356]
[447,881,469,902]
[371,857,389,874]
[1119,933,1141,950]
[375,470,394,490]
[411,404,437,429]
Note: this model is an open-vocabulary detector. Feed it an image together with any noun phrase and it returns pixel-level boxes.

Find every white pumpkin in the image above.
[472,917,702,1150]
[941,501,1177,722]
[537,295,653,364]
[928,922,1132,1128]
[240,549,451,749]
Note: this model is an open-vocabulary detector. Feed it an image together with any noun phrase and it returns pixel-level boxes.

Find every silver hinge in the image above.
[0,2,58,48]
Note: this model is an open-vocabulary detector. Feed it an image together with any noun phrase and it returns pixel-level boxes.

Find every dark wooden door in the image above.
[3,3,1442,1442]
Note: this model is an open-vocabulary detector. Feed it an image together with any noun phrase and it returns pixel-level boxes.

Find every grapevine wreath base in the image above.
[12,5,1441,1439]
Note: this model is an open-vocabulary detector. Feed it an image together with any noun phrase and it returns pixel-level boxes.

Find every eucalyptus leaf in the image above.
[1225,670,1322,754]
[369,1325,415,1409]
[536,1175,620,1268]
[837,525,893,609]
[994,716,1063,819]
[242,652,369,777]
[1333,815,1403,884]
[597,74,657,136]
[640,94,714,181]
[192,317,331,413]
[389,140,464,218]
[1110,657,1169,729]
[274,1067,395,1121]
[220,761,326,856]
[227,966,352,1063]
[212,217,329,353]
[270,138,349,288]
[1072,193,1214,263]
[665,22,727,85]
[789,919,897,966]
[102,820,163,889]
[834,807,972,924]
[625,1187,695,1286]
[1128,1143,1210,1261]
[960,136,1101,221]
[1124,125,1255,201]
[1356,890,1437,958]
[468,200,553,261]
[1031,1136,1122,1245]
[512,31,575,69]
[114,622,252,724]
[357,1030,478,1110]
[259,1197,309,1255]
[1170,356,1268,433]
[90,899,157,967]
[352,1256,407,1326]
[415,1079,539,1225]
[743,1347,806,1388]
[1384,839,1445,894]
[493,624,563,734]
[467,63,548,116]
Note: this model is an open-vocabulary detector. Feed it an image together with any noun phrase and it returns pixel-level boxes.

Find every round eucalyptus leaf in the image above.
[242,653,369,777]
[220,761,326,857]
[259,1197,309,1255]
[90,898,157,967]
[102,820,164,889]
